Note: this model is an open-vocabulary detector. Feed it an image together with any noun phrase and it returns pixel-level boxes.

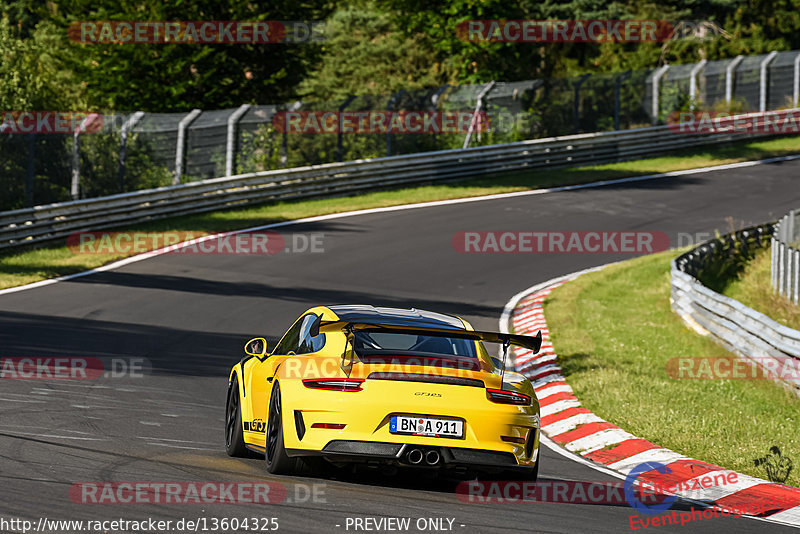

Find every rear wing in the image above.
[318,320,542,354]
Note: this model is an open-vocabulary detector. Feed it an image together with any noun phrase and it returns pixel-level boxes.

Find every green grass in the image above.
[721,248,800,331]
[3,134,800,289]
[543,250,800,487]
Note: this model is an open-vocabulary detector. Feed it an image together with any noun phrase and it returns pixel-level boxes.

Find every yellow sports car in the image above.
[225,305,542,479]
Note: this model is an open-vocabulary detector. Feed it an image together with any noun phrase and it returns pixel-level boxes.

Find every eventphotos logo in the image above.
[624,462,677,515]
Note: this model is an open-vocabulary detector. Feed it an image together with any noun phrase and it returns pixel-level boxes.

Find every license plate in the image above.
[390,415,463,438]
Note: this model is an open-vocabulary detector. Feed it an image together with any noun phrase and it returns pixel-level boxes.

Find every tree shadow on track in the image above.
[0,273,501,378]
[0,310,278,377]
[62,274,501,323]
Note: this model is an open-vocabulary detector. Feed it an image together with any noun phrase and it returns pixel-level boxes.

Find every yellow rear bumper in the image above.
[278,378,539,468]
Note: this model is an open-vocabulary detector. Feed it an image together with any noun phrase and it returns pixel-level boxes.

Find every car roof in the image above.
[327,305,467,330]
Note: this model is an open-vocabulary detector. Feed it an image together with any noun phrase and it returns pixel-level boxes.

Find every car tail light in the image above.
[486,388,531,405]
[501,435,526,444]
[311,423,346,429]
[302,378,364,391]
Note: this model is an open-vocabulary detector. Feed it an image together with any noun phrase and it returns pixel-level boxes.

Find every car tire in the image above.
[520,453,540,481]
[265,382,308,475]
[529,456,540,482]
[502,452,539,482]
[225,376,249,457]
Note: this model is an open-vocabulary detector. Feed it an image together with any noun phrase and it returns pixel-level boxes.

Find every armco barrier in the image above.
[772,209,800,304]
[0,112,791,250]
[671,225,800,394]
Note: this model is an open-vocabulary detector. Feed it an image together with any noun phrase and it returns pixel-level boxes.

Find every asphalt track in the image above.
[1,159,800,534]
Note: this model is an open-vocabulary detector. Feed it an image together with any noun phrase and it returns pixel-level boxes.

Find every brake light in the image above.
[302,378,365,391]
[486,388,531,405]
[311,423,346,429]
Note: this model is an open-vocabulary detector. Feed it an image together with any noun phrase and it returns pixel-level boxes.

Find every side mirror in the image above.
[244,337,268,358]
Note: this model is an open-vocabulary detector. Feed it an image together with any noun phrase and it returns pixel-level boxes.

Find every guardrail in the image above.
[671,225,800,395]
[772,209,800,304]
[0,113,789,250]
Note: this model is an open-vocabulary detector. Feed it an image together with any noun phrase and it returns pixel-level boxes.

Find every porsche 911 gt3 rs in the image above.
[225,305,542,479]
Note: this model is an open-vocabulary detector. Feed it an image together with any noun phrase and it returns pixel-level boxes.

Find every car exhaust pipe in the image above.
[425,449,440,465]
[407,448,423,465]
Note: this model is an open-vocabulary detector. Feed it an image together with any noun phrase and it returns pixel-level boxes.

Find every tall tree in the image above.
[298,2,447,101]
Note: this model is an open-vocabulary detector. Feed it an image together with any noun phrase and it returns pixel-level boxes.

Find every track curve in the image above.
[2,160,800,533]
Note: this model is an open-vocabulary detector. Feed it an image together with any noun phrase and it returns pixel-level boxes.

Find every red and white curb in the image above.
[502,267,800,528]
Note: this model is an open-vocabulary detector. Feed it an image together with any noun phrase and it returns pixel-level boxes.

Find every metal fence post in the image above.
[337,96,356,162]
[778,217,784,290]
[790,247,795,299]
[793,53,800,107]
[689,59,707,110]
[26,133,35,207]
[791,210,799,303]
[791,247,798,302]
[788,245,795,300]
[725,55,744,105]
[614,70,631,130]
[71,113,103,200]
[225,104,251,177]
[787,245,793,298]
[282,101,302,168]
[651,65,670,124]
[771,237,778,291]
[464,81,496,149]
[760,51,778,112]
[572,74,591,134]
[71,129,81,200]
[118,111,145,192]
[386,90,406,157]
[173,109,202,185]
[779,242,786,297]
[794,249,799,304]
[783,214,790,297]
[430,84,449,149]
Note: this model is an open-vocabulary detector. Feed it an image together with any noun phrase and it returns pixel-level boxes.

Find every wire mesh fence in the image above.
[2,48,800,212]
[773,209,800,305]
[768,51,800,110]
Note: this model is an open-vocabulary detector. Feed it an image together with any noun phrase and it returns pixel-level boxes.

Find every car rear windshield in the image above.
[352,331,478,358]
